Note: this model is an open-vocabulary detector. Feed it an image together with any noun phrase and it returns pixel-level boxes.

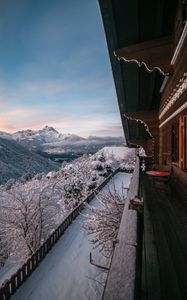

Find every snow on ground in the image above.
[11,172,132,300]
[97,146,136,161]
[0,260,19,286]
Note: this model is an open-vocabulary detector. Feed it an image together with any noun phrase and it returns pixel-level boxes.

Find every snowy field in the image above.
[11,172,132,300]
[97,146,135,161]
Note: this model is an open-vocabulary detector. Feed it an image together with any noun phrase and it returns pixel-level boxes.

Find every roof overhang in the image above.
[98,0,178,144]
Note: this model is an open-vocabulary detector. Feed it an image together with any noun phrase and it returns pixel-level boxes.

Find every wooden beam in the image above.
[115,36,174,74]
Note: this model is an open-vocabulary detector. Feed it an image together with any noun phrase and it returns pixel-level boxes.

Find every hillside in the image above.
[0,137,59,184]
[0,127,125,162]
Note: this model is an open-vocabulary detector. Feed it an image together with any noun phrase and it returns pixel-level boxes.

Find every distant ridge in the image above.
[0,137,59,184]
[0,126,125,154]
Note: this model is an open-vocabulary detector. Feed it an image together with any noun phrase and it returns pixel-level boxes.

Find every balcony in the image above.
[103,158,187,300]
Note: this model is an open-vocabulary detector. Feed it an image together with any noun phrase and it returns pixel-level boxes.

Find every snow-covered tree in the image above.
[52,155,99,211]
[120,158,136,172]
[0,147,132,268]
[0,156,89,266]
[82,184,126,258]
[0,178,62,263]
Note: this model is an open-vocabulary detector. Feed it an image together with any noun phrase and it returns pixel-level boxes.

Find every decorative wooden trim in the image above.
[159,102,187,128]
[125,111,159,136]
[159,72,187,120]
[114,36,173,75]
[125,111,159,162]
[124,113,153,138]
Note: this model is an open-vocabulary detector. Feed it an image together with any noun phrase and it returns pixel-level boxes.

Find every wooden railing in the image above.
[0,169,119,300]
[103,158,140,300]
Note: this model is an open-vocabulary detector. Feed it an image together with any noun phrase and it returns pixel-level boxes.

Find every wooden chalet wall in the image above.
[159,0,187,168]
[98,0,186,166]
[114,0,187,166]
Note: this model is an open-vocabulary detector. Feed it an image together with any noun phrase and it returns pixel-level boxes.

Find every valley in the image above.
[0,126,125,163]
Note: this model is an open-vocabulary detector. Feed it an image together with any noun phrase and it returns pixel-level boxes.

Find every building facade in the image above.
[99,0,187,169]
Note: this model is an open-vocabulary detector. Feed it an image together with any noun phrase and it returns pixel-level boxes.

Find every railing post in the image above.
[9,275,16,295]
[0,287,4,300]
[3,281,10,300]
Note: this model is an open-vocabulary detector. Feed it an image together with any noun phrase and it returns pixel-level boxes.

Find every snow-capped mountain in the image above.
[0,126,125,160]
[13,126,61,143]
[9,126,86,151]
[13,126,84,142]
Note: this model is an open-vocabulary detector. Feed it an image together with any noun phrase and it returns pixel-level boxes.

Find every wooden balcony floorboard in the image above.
[142,176,187,300]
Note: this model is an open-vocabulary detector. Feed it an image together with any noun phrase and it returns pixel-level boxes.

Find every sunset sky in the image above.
[0,0,123,137]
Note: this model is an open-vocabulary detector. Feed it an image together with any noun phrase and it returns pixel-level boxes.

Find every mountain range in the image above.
[0,126,125,156]
[0,126,125,183]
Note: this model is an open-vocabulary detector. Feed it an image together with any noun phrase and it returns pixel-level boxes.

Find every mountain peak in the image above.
[42,125,57,132]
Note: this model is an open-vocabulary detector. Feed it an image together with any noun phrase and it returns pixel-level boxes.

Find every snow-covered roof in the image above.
[97,146,136,161]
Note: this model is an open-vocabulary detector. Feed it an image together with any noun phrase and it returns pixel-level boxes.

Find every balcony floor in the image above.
[141,175,187,300]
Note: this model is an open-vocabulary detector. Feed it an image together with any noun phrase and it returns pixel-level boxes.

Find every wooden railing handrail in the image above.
[103,158,140,300]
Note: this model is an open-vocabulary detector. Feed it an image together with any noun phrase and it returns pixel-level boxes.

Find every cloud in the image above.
[0,76,118,121]
[0,121,15,132]
[79,127,124,138]
[0,76,122,137]
[0,108,38,131]
[0,109,33,131]
[0,0,123,138]
[0,110,124,138]
[0,78,74,106]
[0,109,29,118]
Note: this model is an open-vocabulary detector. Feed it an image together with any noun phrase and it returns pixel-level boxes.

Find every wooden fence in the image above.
[0,169,119,300]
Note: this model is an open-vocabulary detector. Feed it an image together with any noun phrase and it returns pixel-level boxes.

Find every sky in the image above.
[0,0,124,137]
